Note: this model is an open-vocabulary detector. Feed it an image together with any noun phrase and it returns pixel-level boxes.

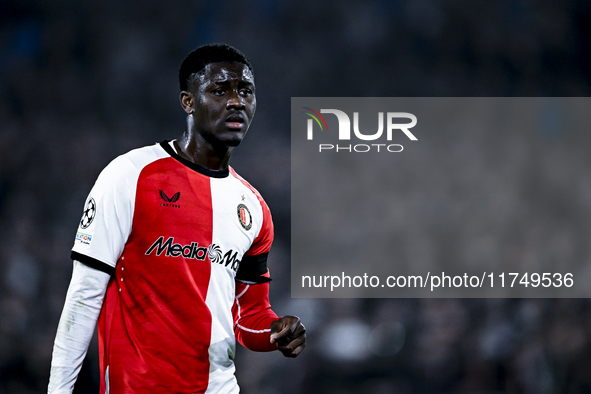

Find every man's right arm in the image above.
[48,260,111,394]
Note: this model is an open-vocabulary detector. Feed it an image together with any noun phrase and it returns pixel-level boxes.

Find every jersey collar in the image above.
[160,140,230,178]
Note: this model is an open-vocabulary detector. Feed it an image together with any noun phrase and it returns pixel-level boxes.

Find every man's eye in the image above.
[239,89,252,96]
[212,89,226,95]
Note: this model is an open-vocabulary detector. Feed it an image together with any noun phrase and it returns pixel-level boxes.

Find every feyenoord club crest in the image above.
[80,198,96,229]
[237,204,252,231]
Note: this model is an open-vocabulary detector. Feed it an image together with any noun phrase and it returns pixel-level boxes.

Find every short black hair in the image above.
[179,43,253,91]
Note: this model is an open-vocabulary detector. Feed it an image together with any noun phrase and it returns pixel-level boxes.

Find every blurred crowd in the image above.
[1,0,591,393]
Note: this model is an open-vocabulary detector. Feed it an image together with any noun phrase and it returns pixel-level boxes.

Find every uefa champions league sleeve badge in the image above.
[80,198,96,229]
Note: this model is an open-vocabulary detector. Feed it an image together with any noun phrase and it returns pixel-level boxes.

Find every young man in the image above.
[48,43,305,394]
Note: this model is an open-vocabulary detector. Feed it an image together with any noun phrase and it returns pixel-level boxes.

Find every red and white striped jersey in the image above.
[71,141,277,393]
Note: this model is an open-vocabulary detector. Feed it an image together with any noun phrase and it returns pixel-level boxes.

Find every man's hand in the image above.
[270,316,306,358]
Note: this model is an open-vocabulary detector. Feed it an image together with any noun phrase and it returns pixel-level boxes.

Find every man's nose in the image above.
[226,91,244,109]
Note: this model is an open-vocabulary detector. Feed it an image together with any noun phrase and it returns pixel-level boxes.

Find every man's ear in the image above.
[180,91,194,114]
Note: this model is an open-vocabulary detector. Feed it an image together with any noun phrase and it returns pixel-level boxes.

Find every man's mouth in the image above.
[225,114,245,130]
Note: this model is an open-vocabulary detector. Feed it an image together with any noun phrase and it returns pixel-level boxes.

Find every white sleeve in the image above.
[48,260,111,394]
[72,155,136,269]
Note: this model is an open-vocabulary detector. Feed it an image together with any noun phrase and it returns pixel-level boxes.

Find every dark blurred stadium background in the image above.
[2,1,591,393]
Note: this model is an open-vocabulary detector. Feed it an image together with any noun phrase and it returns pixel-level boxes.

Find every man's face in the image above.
[185,62,256,147]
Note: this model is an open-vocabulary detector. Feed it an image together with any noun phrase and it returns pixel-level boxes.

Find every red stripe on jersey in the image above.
[99,157,214,393]
[229,167,274,256]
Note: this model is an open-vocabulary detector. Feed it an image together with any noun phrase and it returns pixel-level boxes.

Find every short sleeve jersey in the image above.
[71,141,274,394]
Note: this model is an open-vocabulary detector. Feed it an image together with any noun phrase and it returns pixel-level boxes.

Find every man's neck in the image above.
[173,136,233,171]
